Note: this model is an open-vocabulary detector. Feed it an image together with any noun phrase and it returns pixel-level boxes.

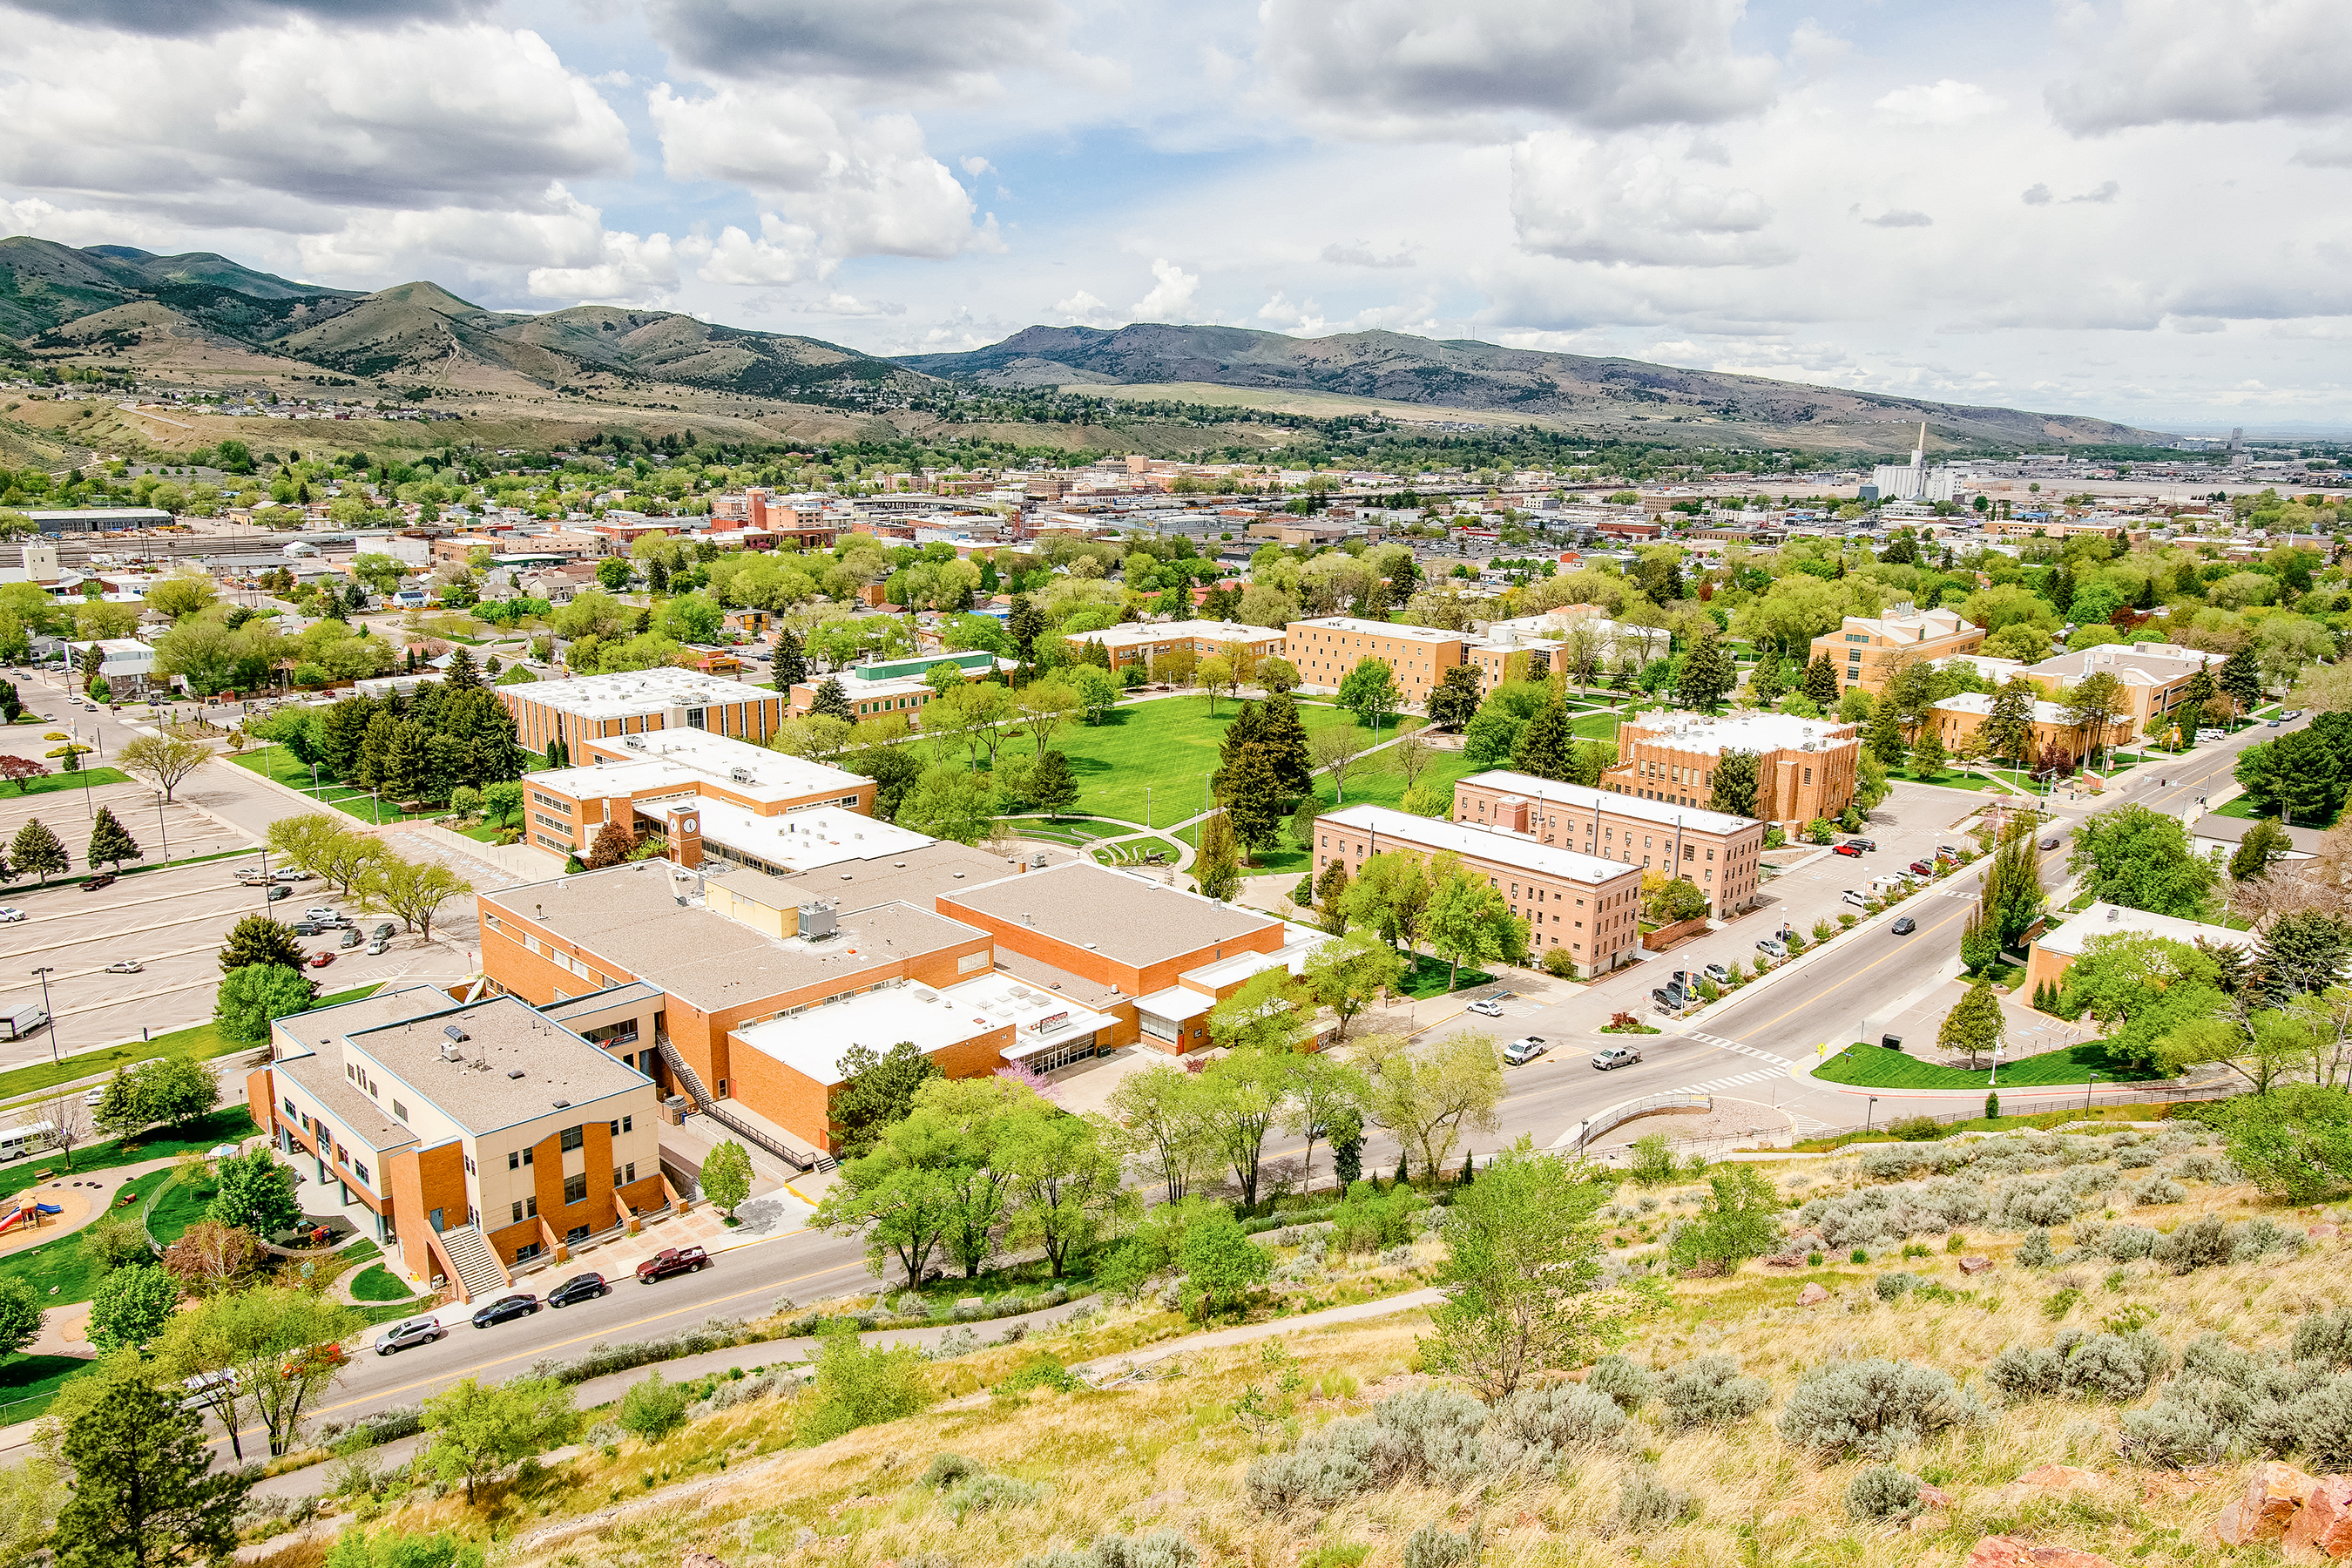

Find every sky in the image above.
[3,0,2349,434]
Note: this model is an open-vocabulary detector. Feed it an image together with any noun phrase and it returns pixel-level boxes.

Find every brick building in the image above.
[1451,769,1766,915]
[1809,606,1984,694]
[1070,619,1287,672]
[496,666,788,760]
[1605,712,1860,830]
[2021,642,2215,735]
[247,986,665,1301]
[1283,617,1467,710]
[515,729,877,861]
[1311,803,1643,977]
[785,651,1017,723]
[1925,693,2136,766]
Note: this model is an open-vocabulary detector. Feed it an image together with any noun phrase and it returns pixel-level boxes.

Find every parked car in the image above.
[546,1272,610,1308]
[0,909,21,923]
[308,951,335,969]
[84,1085,104,1107]
[372,922,396,941]
[1842,890,1869,908]
[1844,838,1877,853]
[1832,843,1862,857]
[291,920,324,936]
[1651,986,1686,1010]
[1702,963,1732,985]
[1592,1044,1642,1070]
[273,868,306,882]
[1908,860,1936,876]
[339,928,362,949]
[102,960,143,974]
[79,875,115,892]
[2039,836,2062,850]
[1756,938,1788,958]
[470,1293,540,1329]
[266,884,291,901]
[2268,719,2281,727]
[1891,916,1917,935]
[1502,1036,1548,1065]
[303,907,339,923]
[636,1246,710,1283]
[1463,997,1504,1018]
[366,937,390,956]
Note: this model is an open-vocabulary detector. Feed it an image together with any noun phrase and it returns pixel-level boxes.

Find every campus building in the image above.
[1284,617,1467,709]
[514,728,877,861]
[2024,902,2248,999]
[1924,693,2137,767]
[1808,606,1984,694]
[1603,712,1860,830]
[1068,619,1287,672]
[1311,804,1643,977]
[2020,643,2215,735]
[475,853,1328,1161]
[784,651,1018,724]
[495,667,789,760]
[1451,770,1767,915]
[246,985,667,1301]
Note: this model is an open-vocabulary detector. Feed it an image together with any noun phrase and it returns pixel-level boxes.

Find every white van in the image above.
[1842,889,1870,909]
[0,1004,47,1042]
[0,1124,55,1163]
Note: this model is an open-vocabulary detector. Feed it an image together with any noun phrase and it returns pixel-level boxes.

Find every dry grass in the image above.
[257,1126,2349,1568]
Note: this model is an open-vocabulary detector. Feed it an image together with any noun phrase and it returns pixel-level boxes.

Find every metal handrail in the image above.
[1571,1092,1711,1153]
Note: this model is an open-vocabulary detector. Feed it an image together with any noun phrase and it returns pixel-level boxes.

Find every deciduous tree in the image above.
[1353,1028,1503,1179]
[420,1377,578,1504]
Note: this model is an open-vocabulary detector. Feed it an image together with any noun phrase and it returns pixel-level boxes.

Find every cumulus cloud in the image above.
[2066,180,2121,203]
[696,215,824,286]
[1132,258,1199,320]
[647,0,1068,93]
[0,0,483,37]
[1260,0,1776,138]
[816,292,905,315]
[1257,290,1326,331]
[0,20,629,215]
[1862,209,1934,227]
[1873,79,2006,124]
[1054,290,1116,326]
[649,85,994,262]
[2048,0,2352,132]
[2022,184,2053,205]
[1321,239,1417,267]
[527,230,689,305]
[1511,134,1786,267]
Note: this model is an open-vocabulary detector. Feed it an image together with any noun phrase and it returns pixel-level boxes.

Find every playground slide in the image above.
[0,1204,61,1235]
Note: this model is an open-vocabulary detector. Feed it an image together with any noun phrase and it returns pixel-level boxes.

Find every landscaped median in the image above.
[1810,1038,2164,1092]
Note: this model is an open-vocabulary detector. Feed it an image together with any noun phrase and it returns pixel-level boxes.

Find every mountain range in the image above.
[0,237,2169,450]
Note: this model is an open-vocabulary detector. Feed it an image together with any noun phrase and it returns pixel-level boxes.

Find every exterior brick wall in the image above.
[1450,778,1766,916]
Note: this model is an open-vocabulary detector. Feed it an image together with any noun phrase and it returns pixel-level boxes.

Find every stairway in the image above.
[434,1224,510,1303]
[656,1032,713,1109]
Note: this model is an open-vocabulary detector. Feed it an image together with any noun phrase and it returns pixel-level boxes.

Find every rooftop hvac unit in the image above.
[729,767,754,783]
[798,902,838,941]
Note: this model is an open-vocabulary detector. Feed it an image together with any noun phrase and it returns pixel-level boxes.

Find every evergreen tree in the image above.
[772,628,808,693]
[1218,700,1268,780]
[1221,745,1285,860]
[1861,701,1907,767]
[809,677,855,724]
[1194,810,1241,901]
[442,646,479,689]
[1255,695,1315,795]
[1673,624,1735,712]
[1959,909,1998,974]
[1748,652,1787,706]
[1027,750,1078,818]
[2230,815,2293,882]
[1314,860,1351,933]
[219,916,307,977]
[10,819,65,884]
[1984,677,2039,769]
[1802,652,1841,707]
[1936,977,2004,1069]
[1909,727,1948,778]
[1511,698,1571,781]
[86,806,140,868]
[54,1359,247,1568]
[2219,645,2262,715]
[2256,911,2352,1002]
[1007,594,1046,659]
[1707,748,1760,817]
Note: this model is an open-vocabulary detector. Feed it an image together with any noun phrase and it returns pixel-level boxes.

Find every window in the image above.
[686,706,706,729]
[464,1157,476,1174]
[283,1096,296,1119]
[334,1142,347,1166]
[355,1162,370,1186]
[563,1173,588,1205]
[609,1115,633,1136]
[614,1166,625,1189]
[392,1099,408,1122]
[559,1125,584,1152]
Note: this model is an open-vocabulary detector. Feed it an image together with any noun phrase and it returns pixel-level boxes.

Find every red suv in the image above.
[1908,859,1936,876]
[1832,843,1862,857]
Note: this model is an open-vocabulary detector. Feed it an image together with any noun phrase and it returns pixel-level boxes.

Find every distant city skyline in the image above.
[0,0,2347,430]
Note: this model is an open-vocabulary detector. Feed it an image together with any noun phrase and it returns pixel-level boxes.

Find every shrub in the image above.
[1015,1533,1200,1568]
[2098,1225,2157,1262]
[2133,1178,2186,1206]
[799,1327,931,1442]
[1369,1387,1489,1484]
[1776,1358,1985,1460]
[1588,1355,1653,1413]
[2017,1229,2055,1267]
[1399,1525,1477,1568]
[1614,1468,1696,1531]
[2119,1386,2234,1469]
[1845,1464,1923,1524]
[2295,1308,2352,1369]
[945,1475,1044,1520]
[1626,1135,1678,1187]
[1656,1353,1770,1432]
[2153,1214,2234,1274]
[616,1373,691,1444]
[923,1453,980,1490]
[1873,1272,1919,1301]
[1489,1383,1630,1461]
[1542,948,1578,979]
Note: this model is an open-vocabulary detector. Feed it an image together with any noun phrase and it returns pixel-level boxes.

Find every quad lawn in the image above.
[0,984,378,1112]
[0,1169,173,1306]
[1813,1039,2160,1090]
[0,1107,257,1206]
[229,747,439,824]
[0,767,132,800]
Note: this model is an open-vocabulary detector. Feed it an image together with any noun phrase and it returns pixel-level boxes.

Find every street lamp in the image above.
[1864,1096,1878,1132]
[30,968,56,1064]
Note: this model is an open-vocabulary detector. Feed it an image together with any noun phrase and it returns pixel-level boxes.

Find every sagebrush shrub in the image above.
[1490,1382,1630,1460]
[2115,1143,2159,1169]
[1018,1534,1201,1568]
[2132,1178,2186,1206]
[2288,1376,2352,1473]
[2153,1215,2232,1273]
[1614,1468,1696,1531]
[1776,1358,1985,1459]
[924,1453,979,1490]
[2097,1225,2156,1262]
[1844,1464,1923,1523]
[1398,1524,1477,1568]
[2017,1229,2055,1267]
[945,1475,1043,1520]
[1873,1272,1918,1301]
[1588,1355,1653,1413]
[1656,1353,1770,1431]
[2295,1308,2352,1369]
[1370,1387,1490,1485]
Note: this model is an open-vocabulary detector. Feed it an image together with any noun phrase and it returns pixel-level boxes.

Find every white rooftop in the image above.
[2037,901,2248,958]
[693,800,931,870]
[592,727,864,798]
[1319,804,1639,885]
[1625,711,1855,756]
[730,972,1118,1085]
[1291,617,1464,642]
[510,666,780,720]
[1933,692,2078,727]
[1461,769,1758,833]
[1078,619,1282,648]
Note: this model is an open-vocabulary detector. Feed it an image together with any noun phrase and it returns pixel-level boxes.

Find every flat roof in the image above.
[937,860,1281,970]
[731,975,1117,1086]
[1288,617,1464,643]
[1320,804,1641,886]
[1461,769,1758,835]
[694,801,933,871]
[275,1051,418,1153]
[2038,901,2247,958]
[345,994,652,1137]
[1078,619,1283,648]
[498,666,780,720]
[274,982,463,1058]
[484,861,987,1012]
[1623,711,1855,757]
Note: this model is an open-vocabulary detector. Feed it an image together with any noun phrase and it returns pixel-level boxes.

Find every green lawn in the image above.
[350,1263,415,1302]
[1397,955,1495,999]
[1042,696,1423,837]
[0,983,378,1112]
[227,748,437,823]
[0,1169,173,1305]
[2213,793,2332,828]
[1091,834,1184,868]
[0,1108,255,1206]
[0,767,132,801]
[0,1355,97,1427]
[1814,1040,2161,1091]
[145,1175,215,1247]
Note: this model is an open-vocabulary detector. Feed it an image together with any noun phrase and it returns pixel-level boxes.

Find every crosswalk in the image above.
[1682,1029,1794,1068]
[1670,1064,1787,1096]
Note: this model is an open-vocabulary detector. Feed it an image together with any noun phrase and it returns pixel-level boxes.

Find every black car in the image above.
[1843,838,1876,853]
[546,1272,608,1308]
[1891,916,1917,935]
[470,1292,540,1328]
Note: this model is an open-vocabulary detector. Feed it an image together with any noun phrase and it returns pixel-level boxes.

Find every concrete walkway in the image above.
[1072,1287,1444,1382]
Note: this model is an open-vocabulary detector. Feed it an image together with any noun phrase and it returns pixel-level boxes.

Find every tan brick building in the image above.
[1926,693,2137,767]
[497,666,787,759]
[1605,713,1861,830]
[2021,642,2215,734]
[1810,606,1984,694]
[1451,769,1767,915]
[1284,617,1467,709]
[514,729,875,861]
[1311,803,1643,977]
